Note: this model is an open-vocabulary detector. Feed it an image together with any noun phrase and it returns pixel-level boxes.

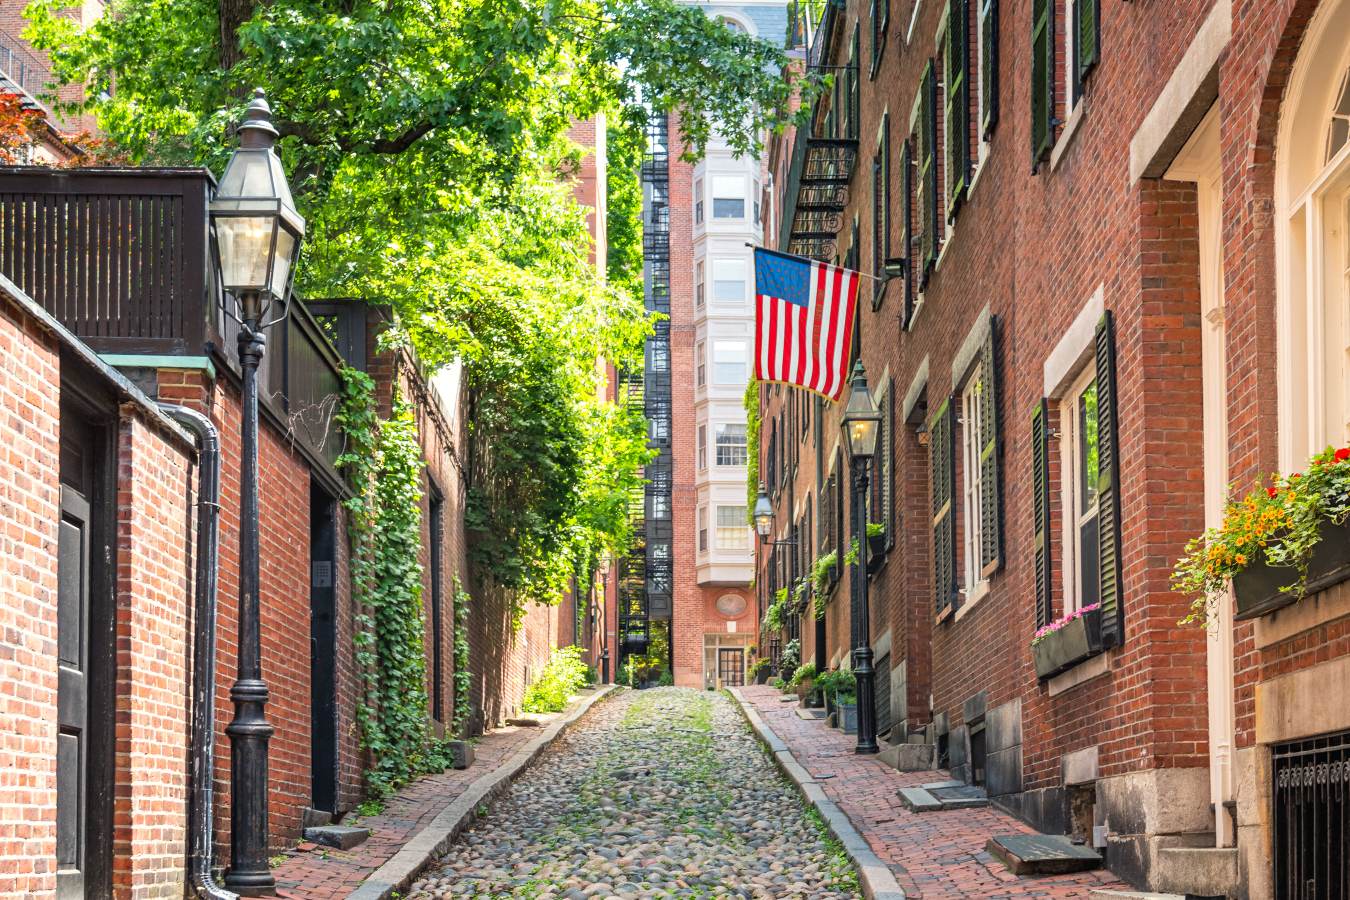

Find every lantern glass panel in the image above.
[215,215,276,292]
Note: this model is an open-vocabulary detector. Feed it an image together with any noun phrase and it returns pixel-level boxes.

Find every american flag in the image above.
[753,248,860,400]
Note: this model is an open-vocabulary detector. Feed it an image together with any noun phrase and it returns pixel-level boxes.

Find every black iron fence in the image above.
[1274,729,1349,900]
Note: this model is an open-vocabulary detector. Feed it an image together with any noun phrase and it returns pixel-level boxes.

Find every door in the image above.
[428,483,445,725]
[57,406,112,899]
[309,482,339,813]
[717,648,745,687]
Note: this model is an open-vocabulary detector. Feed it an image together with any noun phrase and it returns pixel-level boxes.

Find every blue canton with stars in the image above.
[754,249,812,309]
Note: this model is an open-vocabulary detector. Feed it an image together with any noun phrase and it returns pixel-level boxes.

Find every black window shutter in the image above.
[900,138,916,327]
[978,317,1002,572]
[835,448,845,584]
[1074,0,1100,97]
[1031,398,1052,629]
[945,0,970,220]
[1095,311,1124,645]
[919,60,938,285]
[930,398,957,613]
[1030,0,1054,169]
[872,118,890,310]
[980,0,999,139]
[885,383,896,549]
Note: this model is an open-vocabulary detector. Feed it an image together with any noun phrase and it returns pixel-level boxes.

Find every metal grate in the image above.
[1274,730,1350,900]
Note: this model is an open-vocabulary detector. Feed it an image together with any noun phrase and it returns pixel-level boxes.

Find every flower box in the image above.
[754,667,771,685]
[867,532,887,573]
[1233,519,1350,620]
[1033,606,1105,680]
[838,701,858,734]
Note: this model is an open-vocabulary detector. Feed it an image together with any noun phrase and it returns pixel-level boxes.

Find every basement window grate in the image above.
[1273,729,1350,900]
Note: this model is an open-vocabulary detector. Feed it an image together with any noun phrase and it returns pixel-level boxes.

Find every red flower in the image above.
[1336,447,1350,462]
[1291,473,1302,480]
[1268,487,1279,498]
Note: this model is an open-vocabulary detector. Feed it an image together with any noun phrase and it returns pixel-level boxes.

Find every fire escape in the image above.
[618,114,675,664]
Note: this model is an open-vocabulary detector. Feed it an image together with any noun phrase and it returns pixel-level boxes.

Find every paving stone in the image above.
[795,708,826,720]
[304,825,371,850]
[930,784,990,810]
[897,787,943,812]
[987,834,1103,875]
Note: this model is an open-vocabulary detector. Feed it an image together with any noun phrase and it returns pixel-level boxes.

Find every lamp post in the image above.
[753,483,775,542]
[840,361,881,755]
[210,88,306,896]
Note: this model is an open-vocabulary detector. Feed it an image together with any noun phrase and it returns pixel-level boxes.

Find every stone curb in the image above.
[728,688,907,900]
[348,684,618,899]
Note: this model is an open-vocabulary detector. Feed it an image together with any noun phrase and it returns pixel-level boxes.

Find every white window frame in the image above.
[712,175,747,220]
[698,424,708,470]
[712,340,748,386]
[698,505,709,552]
[712,258,748,305]
[696,259,706,308]
[959,360,989,601]
[696,340,707,387]
[1058,362,1100,615]
[715,422,748,467]
[694,177,705,225]
[715,505,749,551]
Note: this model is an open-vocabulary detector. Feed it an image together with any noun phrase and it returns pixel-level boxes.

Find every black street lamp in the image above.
[753,483,797,547]
[210,88,306,896]
[840,361,881,755]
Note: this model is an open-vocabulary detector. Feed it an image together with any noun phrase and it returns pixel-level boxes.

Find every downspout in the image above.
[159,403,236,900]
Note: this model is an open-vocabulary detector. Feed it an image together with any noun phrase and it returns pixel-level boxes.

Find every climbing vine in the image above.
[744,376,761,524]
[337,368,451,798]
[452,576,473,735]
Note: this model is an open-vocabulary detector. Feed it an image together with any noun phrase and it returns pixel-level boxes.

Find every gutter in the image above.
[158,403,236,900]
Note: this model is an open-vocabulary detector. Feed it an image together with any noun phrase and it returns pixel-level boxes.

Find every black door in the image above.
[717,648,745,687]
[428,483,445,725]
[309,482,339,813]
[57,406,112,899]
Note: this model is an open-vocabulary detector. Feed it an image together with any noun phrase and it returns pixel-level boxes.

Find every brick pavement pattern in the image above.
[741,686,1131,899]
[269,714,562,898]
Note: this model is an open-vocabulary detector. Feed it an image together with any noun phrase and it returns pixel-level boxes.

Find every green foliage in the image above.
[811,552,837,617]
[762,588,788,633]
[605,108,644,301]
[523,646,590,713]
[749,657,772,676]
[814,667,855,704]
[337,370,452,798]
[779,638,800,675]
[744,377,761,524]
[787,662,818,689]
[1173,445,1350,626]
[451,577,473,734]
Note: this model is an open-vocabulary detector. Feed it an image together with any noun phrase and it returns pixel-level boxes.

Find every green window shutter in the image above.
[945,0,970,220]
[977,316,1002,572]
[1031,398,1052,629]
[1030,0,1054,169]
[930,398,957,614]
[835,448,846,586]
[1074,0,1100,98]
[980,0,999,139]
[900,138,916,327]
[919,60,938,284]
[1095,310,1124,645]
[872,121,890,309]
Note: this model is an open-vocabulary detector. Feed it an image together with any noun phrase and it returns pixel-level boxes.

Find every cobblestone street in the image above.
[408,688,863,899]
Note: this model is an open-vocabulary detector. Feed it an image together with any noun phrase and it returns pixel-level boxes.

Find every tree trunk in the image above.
[218,0,254,69]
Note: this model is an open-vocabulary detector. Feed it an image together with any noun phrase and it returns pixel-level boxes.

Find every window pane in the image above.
[716,422,748,466]
[713,259,747,302]
[1079,513,1100,607]
[714,279,746,302]
[713,198,745,218]
[713,341,748,384]
[716,506,748,550]
[1077,379,1099,516]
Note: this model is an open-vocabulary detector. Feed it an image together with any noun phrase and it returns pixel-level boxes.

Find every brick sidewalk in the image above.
[270,711,567,898]
[740,685,1131,899]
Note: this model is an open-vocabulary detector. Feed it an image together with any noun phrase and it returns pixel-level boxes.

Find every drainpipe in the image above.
[159,403,236,900]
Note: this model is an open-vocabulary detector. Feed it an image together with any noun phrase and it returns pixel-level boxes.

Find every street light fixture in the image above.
[210,88,305,897]
[840,361,881,755]
[753,483,774,539]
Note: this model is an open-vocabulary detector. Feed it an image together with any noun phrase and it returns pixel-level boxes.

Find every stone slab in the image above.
[795,707,827,720]
[920,780,964,790]
[1090,892,1185,900]
[987,834,1102,876]
[447,739,474,770]
[878,742,934,772]
[505,716,542,727]
[897,787,943,813]
[304,825,370,850]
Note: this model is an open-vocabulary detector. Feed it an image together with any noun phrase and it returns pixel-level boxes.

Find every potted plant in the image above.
[749,657,772,685]
[866,523,887,573]
[1173,445,1350,623]
[788,662,819,706]
[836,686,859,734]
[1032,603,1105,679]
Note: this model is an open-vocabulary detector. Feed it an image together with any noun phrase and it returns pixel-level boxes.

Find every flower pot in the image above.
[838,701,858,734]
[867,533,887,573]
[1033,607,1105,679]
[1232,519,1350,620]
[754,667,771,685]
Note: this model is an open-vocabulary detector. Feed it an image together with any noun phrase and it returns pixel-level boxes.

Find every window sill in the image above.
[953,579,990,622]
[967,152,989,199]
[1049,100,1086,173]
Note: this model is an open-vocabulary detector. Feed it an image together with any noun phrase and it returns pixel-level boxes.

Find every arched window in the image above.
[1277,0,1350,467]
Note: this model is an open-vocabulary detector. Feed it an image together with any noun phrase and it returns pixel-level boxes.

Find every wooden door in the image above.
[717,648,745,687]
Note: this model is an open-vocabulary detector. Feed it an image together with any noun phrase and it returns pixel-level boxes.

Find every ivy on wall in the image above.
[337,367,452,798]
[744,376,761,524]
[452,576,473,735]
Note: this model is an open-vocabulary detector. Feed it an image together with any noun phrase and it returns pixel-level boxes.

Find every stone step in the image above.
[986,834,1102,875]
[878,742,934,771]
[1090,891,1185,900]
[1152,846,1237,898]
[304,824,371,851]
[795,707,826,721]
[896,781,991,812]
[897,786,944,812]
[300,807,333,829]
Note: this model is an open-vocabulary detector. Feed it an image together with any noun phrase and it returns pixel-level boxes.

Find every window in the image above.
[716,506,748,551]
[698,506,709,552]
[960,362,990,594]
[1032,0,1097,171]
[712,258,747,304]
[1030,0,1054,169]
[943,0,970,219]
[872,116,891,309]
[915,61,938,285]
[753,179,762,225]
[713,340,748,385]
[698,424,708,470]
[712,175,745,219]
[716,422,748,466]
[650,411,669,442]
[696,341,706,387]
[694,178,705,224]
[1068,0,1100,109]
[844,24,861,139]
[696,259,706,308]
[649,337,669,372]
[652,492,670,519]
[870,382,893,552]
[870,0,889,76]
[1060,365,1100,613]
[977,0,999,144]
[900,137,917,326]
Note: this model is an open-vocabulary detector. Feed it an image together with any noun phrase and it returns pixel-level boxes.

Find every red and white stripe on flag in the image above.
[752,248,860,401]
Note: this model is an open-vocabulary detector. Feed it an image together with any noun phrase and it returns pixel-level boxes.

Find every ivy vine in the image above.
[744,376,761,523]
[337,367,451,798]
[452,576,473,734]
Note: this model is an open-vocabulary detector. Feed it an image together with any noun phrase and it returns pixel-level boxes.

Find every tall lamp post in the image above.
[210,88,306,896]
[841,361,881,755]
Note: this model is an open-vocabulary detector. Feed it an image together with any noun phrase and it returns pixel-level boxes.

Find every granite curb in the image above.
[728,687,907,900]
[347,684,618,899]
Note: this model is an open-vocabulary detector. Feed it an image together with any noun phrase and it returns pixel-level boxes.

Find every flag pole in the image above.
[745,242,895,284]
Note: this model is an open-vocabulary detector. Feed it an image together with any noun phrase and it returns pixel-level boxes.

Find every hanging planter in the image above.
[866,523,887,573]
[1032,605,1105,680]
[1173,446,1350,626]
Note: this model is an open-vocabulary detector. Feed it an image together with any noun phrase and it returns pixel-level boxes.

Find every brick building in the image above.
[757,0,1350,895]
[0,117,611,894]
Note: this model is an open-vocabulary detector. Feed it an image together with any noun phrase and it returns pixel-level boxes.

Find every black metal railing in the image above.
[0,35,51,103]
[1274,730,1349,900]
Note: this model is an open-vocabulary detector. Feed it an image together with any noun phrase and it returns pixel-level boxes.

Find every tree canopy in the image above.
[24,0,814,609]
